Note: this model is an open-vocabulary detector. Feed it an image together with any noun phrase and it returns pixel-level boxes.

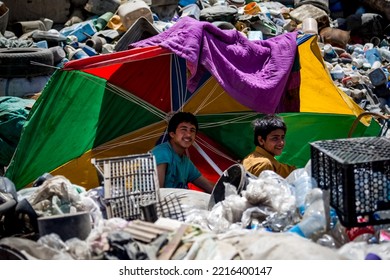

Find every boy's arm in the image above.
[156,163,167,188]
[192,175,215,194]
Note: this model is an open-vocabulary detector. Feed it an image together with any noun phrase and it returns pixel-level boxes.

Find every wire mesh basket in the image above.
[91,153,185,222]
[157,192,185,222]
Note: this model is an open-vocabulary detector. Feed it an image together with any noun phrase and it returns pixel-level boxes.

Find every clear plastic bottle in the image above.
[378,47,390,63]
[288,188,327,239]
[293,175,317,215]
[288,213,326,239]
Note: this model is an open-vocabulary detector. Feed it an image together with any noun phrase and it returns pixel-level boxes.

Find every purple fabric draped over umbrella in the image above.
[130,17,298,113]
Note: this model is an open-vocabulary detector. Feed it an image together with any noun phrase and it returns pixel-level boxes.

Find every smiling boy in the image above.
[151,112,214,193]
[242,114,296,178]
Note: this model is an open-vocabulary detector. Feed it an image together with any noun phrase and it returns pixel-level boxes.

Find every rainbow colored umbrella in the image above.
[5,20,380,190]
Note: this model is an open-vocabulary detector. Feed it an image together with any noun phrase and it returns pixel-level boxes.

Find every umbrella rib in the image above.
[195,137,238,163]
[93,130,165,155]
[191,79,221,115]
[192,142,223,175]
[172,54,187,111]
[198,112,258,129]
[108,83,166,120]
[78,73,166,120]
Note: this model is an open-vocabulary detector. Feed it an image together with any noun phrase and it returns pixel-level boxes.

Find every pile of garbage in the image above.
[1,164,390,260]
[1,0,390,260]
[0,0,390,116]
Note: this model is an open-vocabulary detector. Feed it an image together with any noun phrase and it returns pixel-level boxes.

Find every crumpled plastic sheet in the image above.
[188,169,299,234]
[38,233,91,260]
[242,170,296,213]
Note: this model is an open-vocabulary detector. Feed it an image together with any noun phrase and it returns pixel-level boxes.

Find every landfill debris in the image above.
[0,0,389,117]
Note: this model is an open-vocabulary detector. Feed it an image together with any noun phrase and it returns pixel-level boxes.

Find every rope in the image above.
[348,111,390,138]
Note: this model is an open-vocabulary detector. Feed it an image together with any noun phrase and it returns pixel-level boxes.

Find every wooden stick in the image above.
[158,224,188,260]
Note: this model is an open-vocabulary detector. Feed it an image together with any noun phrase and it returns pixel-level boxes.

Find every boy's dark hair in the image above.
[252,114,287,146]
[167,112,199,138]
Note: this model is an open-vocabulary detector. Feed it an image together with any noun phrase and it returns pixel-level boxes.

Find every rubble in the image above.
[0,0,389,116]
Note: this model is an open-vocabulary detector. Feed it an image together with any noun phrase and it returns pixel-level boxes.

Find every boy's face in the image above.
[169,122,197,150]
[258,129,286,156]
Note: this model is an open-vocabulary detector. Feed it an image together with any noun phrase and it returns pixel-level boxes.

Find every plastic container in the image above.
[365,48,381,68]
[60,21,97,43]
[180,3,201,20]
[302,17,318,34]
[84,0,121,15]
[94,12,113,31]
[330,64,344,80]
[85,36,106,52]
[323,43,338,62]
[310,137,390,227]
[64,45,89,60]
[37,211,92,241]
[244,2,261,15]
[117,0,153,30]
[368,67,388,87]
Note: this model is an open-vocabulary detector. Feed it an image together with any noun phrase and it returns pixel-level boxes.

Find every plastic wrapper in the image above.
[242,170,296,213]
[263,211,298,232]
[37,233,69,251]
[65,238,91,260]
[207,195,250,233]
[27,175,83,216]
[184,208,211,230]
[241,206,275,229]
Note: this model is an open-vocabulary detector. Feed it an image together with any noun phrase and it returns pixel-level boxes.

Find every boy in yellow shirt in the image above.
[242,114,296,178]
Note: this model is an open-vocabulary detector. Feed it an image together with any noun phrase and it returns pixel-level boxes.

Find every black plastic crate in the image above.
[310,137,390,227]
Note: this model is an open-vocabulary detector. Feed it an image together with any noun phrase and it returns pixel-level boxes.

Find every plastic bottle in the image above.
[378,48,390,63]
[330,64,345,80]
[364,48,381,68]
[288,188,327,239]
[288,213,326,239]
[323,44,338,63]
[117,0,153,30]
[293,175,317,215]
[64,45,89,60]
[94,11,113,31]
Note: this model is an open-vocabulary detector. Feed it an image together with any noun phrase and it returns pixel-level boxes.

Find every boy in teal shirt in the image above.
[151,112,214,193]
